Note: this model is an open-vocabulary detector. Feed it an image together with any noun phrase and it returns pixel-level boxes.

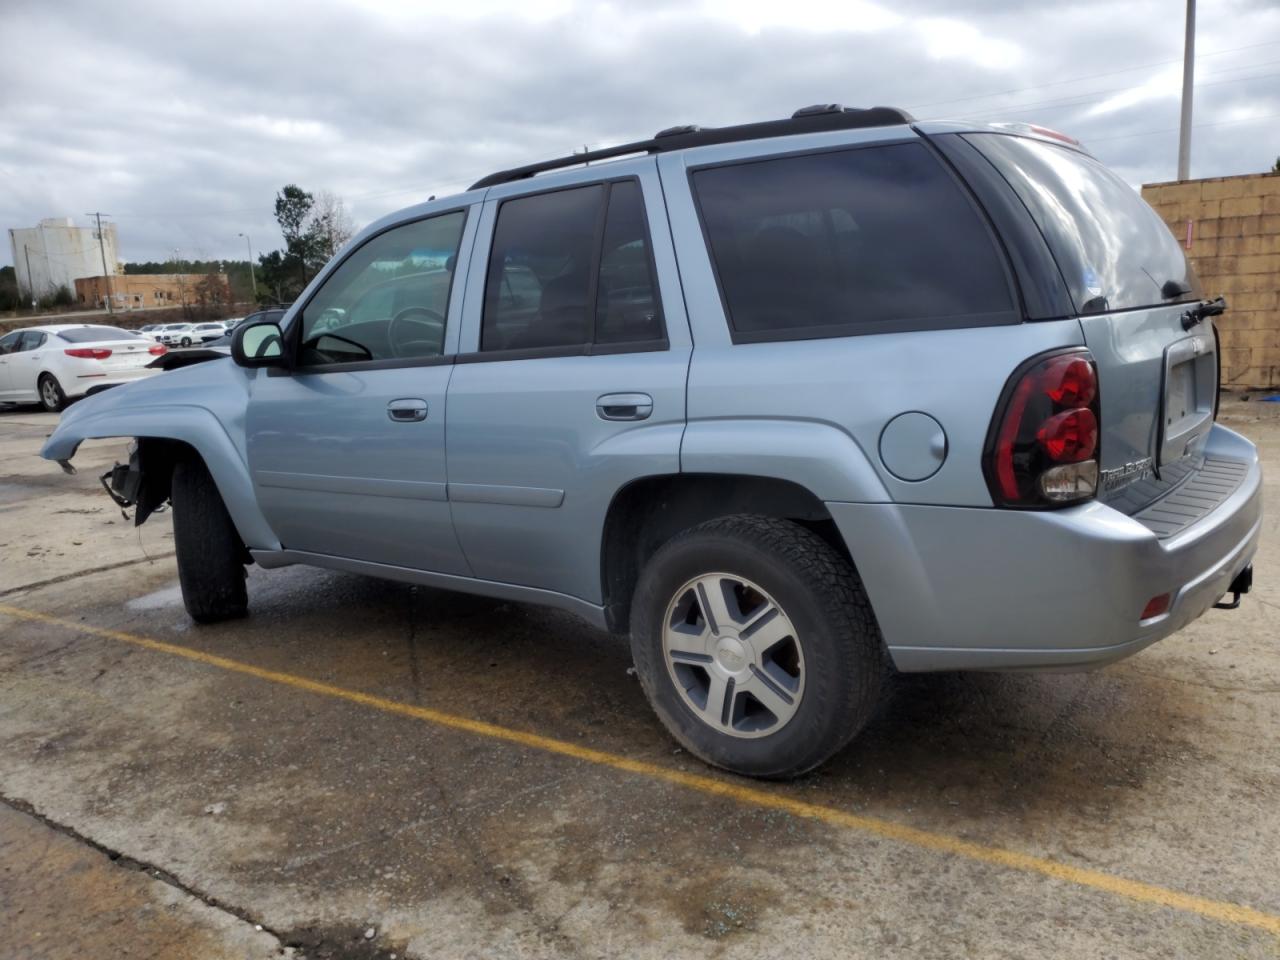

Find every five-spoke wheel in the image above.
[663,573,804,737]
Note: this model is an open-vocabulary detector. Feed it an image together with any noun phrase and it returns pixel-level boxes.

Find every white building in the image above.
[8,217,119,300]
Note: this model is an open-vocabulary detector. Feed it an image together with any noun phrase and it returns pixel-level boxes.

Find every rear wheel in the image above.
[38,374,67,413]
[630,515,886,779]
[172,458,248,623]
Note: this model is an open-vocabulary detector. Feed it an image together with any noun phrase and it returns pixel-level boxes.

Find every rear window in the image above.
[964,134,1201,314]
[57,326,142,343]
[691,142,1017,341]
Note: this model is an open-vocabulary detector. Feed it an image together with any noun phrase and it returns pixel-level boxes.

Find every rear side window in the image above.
[692,142,1016,341]
[482,179,664,352]
[965,134,1201,314]
[57,326,140,343]
[595,181,663,345]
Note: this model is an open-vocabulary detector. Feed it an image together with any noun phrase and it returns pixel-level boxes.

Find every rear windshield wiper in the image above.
[1180,296,1226,331]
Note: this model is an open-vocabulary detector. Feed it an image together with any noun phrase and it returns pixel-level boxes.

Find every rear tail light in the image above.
[64,347,112,360]
[149,344,167,356]
[984,349,1101,508]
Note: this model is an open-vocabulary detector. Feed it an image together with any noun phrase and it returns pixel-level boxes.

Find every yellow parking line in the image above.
[3,601,1279,937]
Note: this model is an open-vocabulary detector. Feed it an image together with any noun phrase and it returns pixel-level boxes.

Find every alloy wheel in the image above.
[662,572,805,738]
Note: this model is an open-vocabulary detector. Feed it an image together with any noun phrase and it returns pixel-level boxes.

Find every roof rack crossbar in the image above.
[469,105,914,189]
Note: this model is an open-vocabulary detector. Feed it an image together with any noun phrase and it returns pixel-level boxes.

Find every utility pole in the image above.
[239,232,258,301]
[87,212,114,313]
[22,244,36,312]
[1177,0,1196,181]
[173,248,188,317]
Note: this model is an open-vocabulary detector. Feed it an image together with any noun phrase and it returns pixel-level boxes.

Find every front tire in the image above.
[630,515,886,779]
[172,458,248,623]
[38,374,67,412]
[180,336,192,347]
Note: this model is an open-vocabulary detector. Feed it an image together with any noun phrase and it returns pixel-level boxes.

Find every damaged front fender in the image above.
[41,386,281,551]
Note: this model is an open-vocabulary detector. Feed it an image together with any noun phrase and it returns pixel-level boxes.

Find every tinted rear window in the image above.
[57,326,143,343]
[691,142,1016,341]
[965,134,1201,314]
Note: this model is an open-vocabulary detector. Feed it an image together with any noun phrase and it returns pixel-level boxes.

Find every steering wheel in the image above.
[387,307,446,358]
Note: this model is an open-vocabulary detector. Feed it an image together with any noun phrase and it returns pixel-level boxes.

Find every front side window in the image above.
[692,142,1016,341]
[299,211,466,366]
[481,179,664,352]
[0,331,23,354]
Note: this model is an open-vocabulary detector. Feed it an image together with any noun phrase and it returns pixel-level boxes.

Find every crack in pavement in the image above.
[0,791,287,939]
[0,551,176,601]
[0,792,401,959]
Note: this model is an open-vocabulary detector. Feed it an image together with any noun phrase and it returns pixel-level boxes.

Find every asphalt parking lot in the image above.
[1,400,1278,960]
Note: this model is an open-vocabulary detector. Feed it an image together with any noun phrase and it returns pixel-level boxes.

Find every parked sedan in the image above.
[190,322,227,343]
[0,325,167,411]
[156,323,195,347]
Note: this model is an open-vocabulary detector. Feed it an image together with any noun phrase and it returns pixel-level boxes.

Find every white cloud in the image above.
[0,0,1277,266]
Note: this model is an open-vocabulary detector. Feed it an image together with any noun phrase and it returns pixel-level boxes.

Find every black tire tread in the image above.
[172,458,248,623]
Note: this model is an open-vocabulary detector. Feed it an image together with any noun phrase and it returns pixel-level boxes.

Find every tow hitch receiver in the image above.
[1213,564,1253,610]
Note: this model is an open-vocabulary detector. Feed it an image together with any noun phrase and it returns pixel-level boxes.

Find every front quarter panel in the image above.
[40,358,280,550]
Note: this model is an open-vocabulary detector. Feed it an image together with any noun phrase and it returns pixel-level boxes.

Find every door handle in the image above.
[387,398,428,422]
[596,393,653,421]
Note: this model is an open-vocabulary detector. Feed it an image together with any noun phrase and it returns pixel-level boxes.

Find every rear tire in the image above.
[630,515,886,779]
[172,458,248,623]
[38,374,66,413]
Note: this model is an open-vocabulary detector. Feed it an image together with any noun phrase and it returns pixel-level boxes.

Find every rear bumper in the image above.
[830,424,1262,672]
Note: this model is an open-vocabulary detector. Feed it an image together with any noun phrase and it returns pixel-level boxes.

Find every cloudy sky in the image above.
[3,0,1278,268]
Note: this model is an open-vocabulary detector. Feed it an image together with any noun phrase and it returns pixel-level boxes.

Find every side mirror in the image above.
[231,321,286,368]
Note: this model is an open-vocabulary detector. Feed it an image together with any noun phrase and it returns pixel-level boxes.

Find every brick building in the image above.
[74,273,228,311]
[1141,172,1280,389]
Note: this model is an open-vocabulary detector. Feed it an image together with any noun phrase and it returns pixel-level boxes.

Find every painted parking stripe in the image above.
[2,600,1278,936]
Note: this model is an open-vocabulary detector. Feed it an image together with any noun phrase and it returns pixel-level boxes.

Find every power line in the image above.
[930,67,1280,123]
[1088,111,1280,144]
[905,38,1280,113]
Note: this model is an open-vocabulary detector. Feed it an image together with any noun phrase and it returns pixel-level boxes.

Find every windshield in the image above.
[57,326,144,343]
[964,134,1201,314]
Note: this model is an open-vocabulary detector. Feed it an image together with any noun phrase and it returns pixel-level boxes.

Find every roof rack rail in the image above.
[469,105,914,189]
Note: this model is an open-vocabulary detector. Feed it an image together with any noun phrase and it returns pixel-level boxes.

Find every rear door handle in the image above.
[387,398,428,422]
[596,393,653,421]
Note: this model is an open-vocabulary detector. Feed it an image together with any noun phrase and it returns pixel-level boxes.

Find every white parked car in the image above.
[190,322,227,343]
[138,324,164,340]
[156,323,195,347]
[0,325,167,412]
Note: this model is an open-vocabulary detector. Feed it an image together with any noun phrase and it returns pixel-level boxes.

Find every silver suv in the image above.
[44,105,1261,778]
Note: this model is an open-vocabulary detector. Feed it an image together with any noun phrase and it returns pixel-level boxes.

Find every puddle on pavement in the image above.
[125,583,184,610]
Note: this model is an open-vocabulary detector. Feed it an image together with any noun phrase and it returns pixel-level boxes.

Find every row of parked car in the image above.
[0,310,287,411]
[137,318,244,348]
